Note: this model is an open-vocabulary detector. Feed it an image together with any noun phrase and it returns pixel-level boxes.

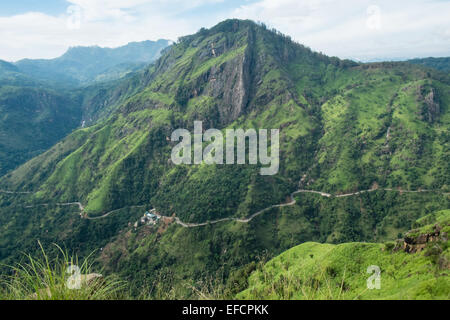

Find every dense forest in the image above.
[0,20,448,299]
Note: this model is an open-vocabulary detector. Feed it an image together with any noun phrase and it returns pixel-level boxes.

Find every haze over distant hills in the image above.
[10,39,172,87]
[0,39,171,176]
[407,57,450,72]
[0,19,448,300]
[355,57,450,71]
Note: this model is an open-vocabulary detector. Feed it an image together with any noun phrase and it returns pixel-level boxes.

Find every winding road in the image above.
[3,186,449,229]
[165,187,449,228]
[84,205,146,220]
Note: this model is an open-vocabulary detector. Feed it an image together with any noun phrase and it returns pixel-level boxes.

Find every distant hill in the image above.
[14,39,171,86]
[238,210,450,300]
[0,59,50,88]
[0,85,81,176]
[408,57,450,72]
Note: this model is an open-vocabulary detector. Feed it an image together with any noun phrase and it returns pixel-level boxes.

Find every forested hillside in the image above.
[238,210,449,300]
[14,40,171,86]
[0,20,448,298]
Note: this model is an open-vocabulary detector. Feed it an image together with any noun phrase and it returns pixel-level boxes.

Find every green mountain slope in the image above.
[0,60,46,88]
[0,60,19,73]
[238,210,449,300]
[73,66,159,126]
[14,40,171,87]
[0,59,84,175]
[0,20,448,298]
[0,85,81,176]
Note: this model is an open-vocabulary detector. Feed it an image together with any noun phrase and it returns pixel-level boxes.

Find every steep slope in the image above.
[0,60,19,73]
[0,20,344,217]
[73,67,156,126]
[0,42,167,177]
[0,60,84,175]
[0,20,448,297]
[311,62,449,193]
[14,40,171,87]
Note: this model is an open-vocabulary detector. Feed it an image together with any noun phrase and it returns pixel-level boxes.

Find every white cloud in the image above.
[0,0,449,62]
[233,0,450,61]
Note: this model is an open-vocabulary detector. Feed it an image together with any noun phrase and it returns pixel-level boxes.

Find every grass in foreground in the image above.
[0,242,125,300]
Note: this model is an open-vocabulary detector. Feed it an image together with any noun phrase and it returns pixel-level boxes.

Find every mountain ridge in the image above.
[0,19,448,298]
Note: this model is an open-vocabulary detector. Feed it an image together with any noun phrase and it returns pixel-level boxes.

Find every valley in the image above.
[0,19,448,300]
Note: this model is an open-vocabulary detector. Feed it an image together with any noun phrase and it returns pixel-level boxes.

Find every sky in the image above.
[0,0,449,62]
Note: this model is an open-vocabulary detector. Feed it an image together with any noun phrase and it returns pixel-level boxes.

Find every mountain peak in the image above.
[14,40,171,86]
[120,19,358,131]
[175,19,354,69]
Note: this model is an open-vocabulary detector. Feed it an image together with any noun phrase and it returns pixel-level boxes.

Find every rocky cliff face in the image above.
[394,215,449,265]
[121,19,328,127]
[400,225,445,253]
[422,88,441,123]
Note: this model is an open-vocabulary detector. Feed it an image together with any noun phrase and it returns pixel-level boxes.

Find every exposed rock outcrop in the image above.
[419,87,440,123]
[396,224,447,254]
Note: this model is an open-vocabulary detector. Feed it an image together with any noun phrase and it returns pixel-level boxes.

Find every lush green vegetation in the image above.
[238,210,449,300]
[0,19,448,299]
[2,210,447,300]
[14,40,170,87]
[0,41,169,176]
[0,85,81,176]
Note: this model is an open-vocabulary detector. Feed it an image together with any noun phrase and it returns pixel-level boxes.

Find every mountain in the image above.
[408,57,450,72]
[0,19,448,298]
[0,60,19,73]
[0,67,157,177]
[0,64,151,177]
[14,39,171,86]
[0,86,81,176]
[0,58,84,176]
[0,59,42,87]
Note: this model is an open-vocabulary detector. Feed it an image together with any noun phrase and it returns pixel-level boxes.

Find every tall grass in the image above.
[0,242,126,300]
[242,264,351,300]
